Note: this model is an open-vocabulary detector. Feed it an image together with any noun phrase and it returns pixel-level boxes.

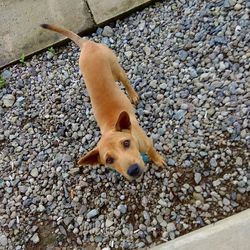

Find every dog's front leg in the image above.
[134,125,166,167]
[147,144,166,167]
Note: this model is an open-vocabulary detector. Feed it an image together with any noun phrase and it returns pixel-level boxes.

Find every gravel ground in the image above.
[0,0,250,249]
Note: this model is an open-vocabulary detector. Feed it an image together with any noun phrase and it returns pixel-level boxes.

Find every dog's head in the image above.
[78,111,146,180]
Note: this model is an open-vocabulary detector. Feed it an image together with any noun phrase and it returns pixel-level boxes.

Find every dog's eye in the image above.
[106,156,114,165]
[123,140,130,148]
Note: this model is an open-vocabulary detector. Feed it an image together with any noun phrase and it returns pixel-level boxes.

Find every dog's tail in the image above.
[40,24,86,47]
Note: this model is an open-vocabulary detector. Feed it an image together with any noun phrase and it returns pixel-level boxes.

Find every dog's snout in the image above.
[127,164,141,177]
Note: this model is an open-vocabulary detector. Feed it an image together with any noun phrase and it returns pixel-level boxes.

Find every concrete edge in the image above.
[0,0,153,70]
[150,209,250,250]
[0,26,96,70]
[87,0,153,26]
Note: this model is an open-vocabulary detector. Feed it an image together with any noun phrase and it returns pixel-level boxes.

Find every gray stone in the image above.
[37,204,45,212]
[181,103,189,110]
[118,204,127,214]
[193,121,200,128]
[214,36,228,45]
[5,187,12,194]
[1,70,11,79]
[167,158,176,166]
[175,32,183,38]
[183,160,191,167]
[0,179,4,189]
[87,209,99,219]
[18,185,28,193]
[62,154,72,162]
[46,52,53,60]
[149,80,157,88]
[143,46,151,56]
[235,157,242,166]
[137,242,145,248]
[200,151,208,157]
[223,0,236,8]
[101,37,110,45]
[143,211,150,221]
[193,192,204,203]
[16,97,25,106]
[174,110,186,120]
[158,127,166,136]
[142,196,148,206]
[178,50,188,61]
[63,216,73,226]
[59,225,67,236]
[189,68,198,78]
[8,219,16,228]
[194,186,202,193]
[102,26,114,37]
[200,73,210,81]
[189,142,196,148]
[210,158,217,168]
[157,215,164,224]
[213,180,221,187]
[139,20,146,31]
[159,83,168,90]
[158,199,168,207]
[223,198,230,206]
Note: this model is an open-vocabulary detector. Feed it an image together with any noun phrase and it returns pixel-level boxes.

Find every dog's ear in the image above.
[78,147,100,165]
[115,111,131,131]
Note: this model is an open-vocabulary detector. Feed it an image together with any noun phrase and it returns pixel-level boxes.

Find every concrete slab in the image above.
[151,209,250,250]
[0,0,94,68]
[86,0,151,24]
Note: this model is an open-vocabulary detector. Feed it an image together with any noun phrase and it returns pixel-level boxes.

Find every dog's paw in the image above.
[153,155,166,168]
[130,92,139,105]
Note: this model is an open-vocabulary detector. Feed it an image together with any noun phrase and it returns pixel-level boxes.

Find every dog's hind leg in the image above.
[110,59,139,105]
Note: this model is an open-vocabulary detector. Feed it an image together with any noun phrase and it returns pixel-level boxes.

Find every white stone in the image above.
[30,168,38,177]
[194,173,202,184]
[3,94,15,107]
[0,235,8,246]
[30,233,39,244]
[167,222,176,232]
[106,219,114,227]
[77,216,83,225]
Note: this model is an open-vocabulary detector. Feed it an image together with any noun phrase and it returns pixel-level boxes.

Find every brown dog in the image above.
[41,24,166,180]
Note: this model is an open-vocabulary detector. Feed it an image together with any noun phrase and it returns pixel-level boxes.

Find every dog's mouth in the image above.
[130,170,143,180]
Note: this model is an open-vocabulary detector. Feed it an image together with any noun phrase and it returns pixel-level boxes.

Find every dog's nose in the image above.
[127,164,141,177]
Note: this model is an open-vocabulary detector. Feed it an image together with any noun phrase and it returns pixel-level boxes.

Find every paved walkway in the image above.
[0,0,151,68]
[151,209,250,250]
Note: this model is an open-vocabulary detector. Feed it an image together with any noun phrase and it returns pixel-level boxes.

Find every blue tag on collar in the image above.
[140,153,149,163]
